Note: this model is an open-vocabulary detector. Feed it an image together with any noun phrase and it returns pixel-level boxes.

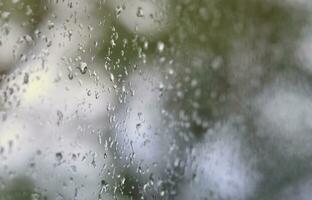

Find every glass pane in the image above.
[1,0,311,199]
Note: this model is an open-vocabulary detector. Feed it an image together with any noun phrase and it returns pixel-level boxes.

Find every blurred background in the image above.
[1,0,312,199]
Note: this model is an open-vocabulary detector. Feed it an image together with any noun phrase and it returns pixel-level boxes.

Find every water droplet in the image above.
[34,29,41,39]
[24,35,33,43]
[47,20,55,30]
[20,54,27,62]
[56,110,63,126]
[110,73,115,82]
[23,73,29,84]
[144,41,149,49]
[100,180,108,193]
[68,72,74,80]
[55,152,63,162]
[91,157,96,167]
[138,112,143,119]
[157,42,165,53]
[87,89,92,96]
[115,6,123,17]
[111,39,116,47]
[121,177,126,185]
[72,153,77,160]
[78,62,88,74]
[137,7,144,17]
[136,123,142,130]
[143,183,149,192]
[95,91,100,99]
[159,83,164,91]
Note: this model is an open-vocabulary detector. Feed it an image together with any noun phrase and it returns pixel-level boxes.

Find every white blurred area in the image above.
[254,81,312,157]
[178,118,261,200]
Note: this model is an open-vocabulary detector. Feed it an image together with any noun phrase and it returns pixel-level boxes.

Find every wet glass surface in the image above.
[1,0,312,199]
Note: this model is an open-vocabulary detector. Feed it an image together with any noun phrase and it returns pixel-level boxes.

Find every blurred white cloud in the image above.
[179,118,260,200]
[254,81,312,157]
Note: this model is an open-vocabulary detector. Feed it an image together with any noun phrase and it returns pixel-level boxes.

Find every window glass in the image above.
[1,0,312,199]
